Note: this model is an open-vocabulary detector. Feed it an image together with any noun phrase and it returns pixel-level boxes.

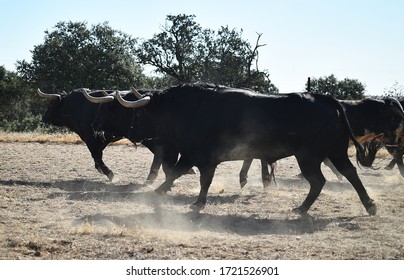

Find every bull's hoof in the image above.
[365,201,377,216]
[154,184,171,194]
[190,202,205,212]
[292,206,307,215]
[384,165,394,170]
[146,172,158,182]
[263,178,271,188]
[154,188,166,195]
[107,171,115,182]
[240,179,247,189]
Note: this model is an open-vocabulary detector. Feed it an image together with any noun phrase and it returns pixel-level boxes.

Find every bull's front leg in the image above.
[94,156,114,181]
[388,146,404,176]
[384,146,398,170]
[88,143,114,181]
[396,153,404,177]
[146,155,162,182]
[190,165,216,212]
[384,158,396,170]
[154,156,193,194]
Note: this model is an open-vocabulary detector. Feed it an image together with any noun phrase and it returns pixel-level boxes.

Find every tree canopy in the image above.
[0,66,45,131]
[1,15,377,132]
[16,21,145,92]
[136,14,277,93]
[307,74,366,100]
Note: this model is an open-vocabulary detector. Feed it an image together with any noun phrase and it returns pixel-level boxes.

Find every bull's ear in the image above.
[383,97,393,106]
[384,97,404,114]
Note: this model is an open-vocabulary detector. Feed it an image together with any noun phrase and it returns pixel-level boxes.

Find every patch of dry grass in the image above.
[1,142,403,260]
[0,131,131,145]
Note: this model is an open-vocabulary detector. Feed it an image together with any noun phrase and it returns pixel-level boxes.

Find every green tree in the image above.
[0,66,45,131]
[307,74,365,100]
[136,14,277,93]
[16,21,145,92]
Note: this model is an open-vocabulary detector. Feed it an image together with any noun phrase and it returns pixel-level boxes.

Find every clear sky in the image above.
[1,0,403,95]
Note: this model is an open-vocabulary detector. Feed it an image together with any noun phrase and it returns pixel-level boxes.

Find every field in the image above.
[0,134,403,260]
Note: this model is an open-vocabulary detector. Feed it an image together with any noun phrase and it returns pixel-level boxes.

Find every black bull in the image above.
[82,89,264,183]
[37,88,177,182]
[384,98,404,173]
[115,83,378,216]
[331,98,404,176]
[81,88,181,181]
[242,97,404,185]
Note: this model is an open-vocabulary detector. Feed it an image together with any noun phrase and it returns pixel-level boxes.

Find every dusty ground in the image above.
[0,140,403,260]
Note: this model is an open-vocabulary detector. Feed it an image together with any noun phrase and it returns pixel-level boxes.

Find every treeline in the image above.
[1,14,399,132]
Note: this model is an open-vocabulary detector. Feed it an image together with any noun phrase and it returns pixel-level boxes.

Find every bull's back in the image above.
[160,88,341,162]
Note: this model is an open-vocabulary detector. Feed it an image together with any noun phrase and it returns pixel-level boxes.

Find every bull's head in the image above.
[115,87,156,143]
[37,88,66,125]
[81,88,148,142]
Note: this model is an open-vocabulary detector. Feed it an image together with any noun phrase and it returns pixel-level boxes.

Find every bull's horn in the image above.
[81,89,114,104]
[37,89,61,100]
[101,90,112,97]
[115,90,150,108]
[131,86,143,99]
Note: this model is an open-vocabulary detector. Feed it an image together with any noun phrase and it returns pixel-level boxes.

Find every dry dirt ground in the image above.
[0,140,403,260]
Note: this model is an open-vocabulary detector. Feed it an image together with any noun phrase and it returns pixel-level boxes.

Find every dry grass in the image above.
[1,140,403,260]
[0,131,83,144]
[0,131,131,145]
[0,131,391,157]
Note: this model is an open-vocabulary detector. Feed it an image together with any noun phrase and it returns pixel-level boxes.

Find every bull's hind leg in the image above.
[190,165,216,212]
[328,153,377,215]
[239,159,274,188]
[239,159,252,188]
[262,160,275,187]
[294,158,326,215]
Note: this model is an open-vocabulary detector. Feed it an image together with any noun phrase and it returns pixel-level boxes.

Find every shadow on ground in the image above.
[72,205,363,236]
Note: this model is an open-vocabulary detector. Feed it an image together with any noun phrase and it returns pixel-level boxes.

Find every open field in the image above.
[0,136,403,259]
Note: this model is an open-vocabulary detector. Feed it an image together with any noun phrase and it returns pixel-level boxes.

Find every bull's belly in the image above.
[214,141,295,163]
[184,133,314,166]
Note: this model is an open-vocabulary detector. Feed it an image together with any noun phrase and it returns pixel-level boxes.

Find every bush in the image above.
[0,114,67,133]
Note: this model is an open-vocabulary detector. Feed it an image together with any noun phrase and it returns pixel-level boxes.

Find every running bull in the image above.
[37,88,177,182]
[114,83,378,215]
[81,88,183,181]
[383,98,404,173]
[241,96,404,184]
[325,98,404,178]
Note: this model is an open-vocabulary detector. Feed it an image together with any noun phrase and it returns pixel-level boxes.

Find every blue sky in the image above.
[1,0,403,95]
